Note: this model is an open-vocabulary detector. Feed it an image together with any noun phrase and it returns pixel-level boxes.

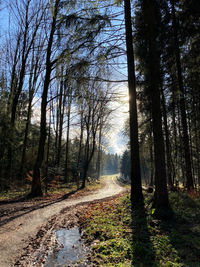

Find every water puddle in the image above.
[44,227,89,267]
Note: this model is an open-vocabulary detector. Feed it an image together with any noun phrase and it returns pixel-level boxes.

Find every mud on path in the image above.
[0,177,126,267]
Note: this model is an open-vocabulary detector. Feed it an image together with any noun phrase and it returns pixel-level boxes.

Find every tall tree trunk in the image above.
[170,0,194,190]
[65,92,72,183]
[149,120,154,186]
[96,118,103,180]
[45,109,51,194]
[193,101,200,187]
[171,86,178,184]
[19,90,33,178]
[81,111,91,189]
[55,85,59,164]
[144,0,169,211]
[188,112,195,185]
[177,104,185,185]
[82,134,96,189]
[31,0,60,197]
[57,80,64,167]
[161,89,173,188]
[124,0,143,204]
[19,41,42,178]
[77,110,84,172]
[6,38,21,180]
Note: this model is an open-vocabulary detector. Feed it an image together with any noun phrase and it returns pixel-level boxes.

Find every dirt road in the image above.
[0,177,125,267]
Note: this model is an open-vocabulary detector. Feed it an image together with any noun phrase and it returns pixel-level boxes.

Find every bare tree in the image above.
[31,0,60,197]
[6,0,46,178]
[19,36,45,178]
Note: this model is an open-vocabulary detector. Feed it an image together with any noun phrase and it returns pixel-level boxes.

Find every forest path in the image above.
[0,176,125,267]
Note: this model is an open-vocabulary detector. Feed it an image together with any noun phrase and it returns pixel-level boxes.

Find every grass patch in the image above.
[79,191,200,266]
[0,188,30,201]
[80,195,132,266]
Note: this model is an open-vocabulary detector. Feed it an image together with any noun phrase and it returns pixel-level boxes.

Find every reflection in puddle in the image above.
[44,227,89,267]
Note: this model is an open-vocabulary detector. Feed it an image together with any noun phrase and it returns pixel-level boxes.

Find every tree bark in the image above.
[149,120,154,186]
[144,0,169,211]
[19,42,41,177]
[96,118,103,180]
[171,86,178,184]
[19,90,33,178]
[77,110,84,172]
[124,0,143,204]
[45,109,51,194]
[65,89,72,183]
[81,107,91,189]
[170,0,194,190]
[161,89,173,188]
[31,0,60,197]
[57,79,65,167]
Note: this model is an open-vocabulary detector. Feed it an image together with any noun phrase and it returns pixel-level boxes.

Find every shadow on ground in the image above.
[131,200,156,266]
[131,192,200,266]
[158,192,200,266]
[0,189,80,227]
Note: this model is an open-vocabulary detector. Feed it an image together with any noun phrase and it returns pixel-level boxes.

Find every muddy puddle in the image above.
[43,227,89,267]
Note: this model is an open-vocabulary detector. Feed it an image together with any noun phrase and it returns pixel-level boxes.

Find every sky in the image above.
[103,2,130,155]
[106,85,129,155]
[0,2,9,34]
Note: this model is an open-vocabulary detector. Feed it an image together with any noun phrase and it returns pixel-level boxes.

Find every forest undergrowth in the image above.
[0,178,103,202]
[79,190,200,267]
